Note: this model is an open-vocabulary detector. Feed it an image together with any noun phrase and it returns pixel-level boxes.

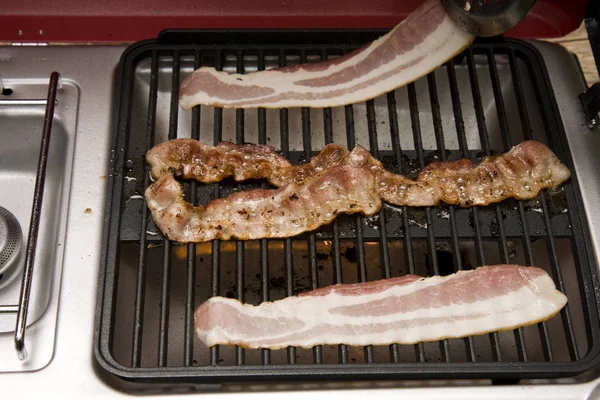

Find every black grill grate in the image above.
[95,30,600,387]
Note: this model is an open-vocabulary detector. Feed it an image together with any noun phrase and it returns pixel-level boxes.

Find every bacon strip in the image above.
[194,265,568,349]
[145,138,347,188]
[146,139,571,208]
[145,166,381,243]
[178,0,474,110]
[368,140,572,207]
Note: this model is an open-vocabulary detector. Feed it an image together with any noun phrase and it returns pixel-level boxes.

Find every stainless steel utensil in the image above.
[441,0,537,37]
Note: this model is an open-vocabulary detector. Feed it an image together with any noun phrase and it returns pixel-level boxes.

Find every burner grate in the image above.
[95,30,600,387]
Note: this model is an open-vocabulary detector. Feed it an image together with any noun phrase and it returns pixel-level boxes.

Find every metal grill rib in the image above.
[386,89,424,363]
[486,49,528,362]
[131,49,159,368]
[257,49,272,366]
[184,49,202,368]
[298,49,323,365]
[207,49,224,367]
[465,49,503,362]
[321,49,350,365]
[343,101,374,364]
[279,49,297,365]
[521,51,581,362]
[234,49,247,367]
[365,98,398,363]
[157,51,181,368]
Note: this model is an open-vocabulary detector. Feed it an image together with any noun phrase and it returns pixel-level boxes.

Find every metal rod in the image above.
[157,240,172,367]
[508,49,532,138]
[157,51,180,368]
[279,48,297,365]
[522,49,581,362]
[540,191,579,361]
[131,50,159,368]
[423,71,451,362]
[256,49,272,366]
[308,234,322,364]
[299,49,322,364]
[387,89,421,362]
[284,238,296,364]
[366,97,398,363]
[429,67,475,362]
[234,49,246,367]
[0,305,18,313]
[184,48,203,368]
[209,235,220,366]
[486,49,529,362]
[466,49,503,362]
[408,78,451,362]
[319,47,349,365]
[445,58,477,362]
[14,71,60,360]
[344,102,374,363]
[0,99,48,106]
[407,83,427,362]
[209,49,224,368]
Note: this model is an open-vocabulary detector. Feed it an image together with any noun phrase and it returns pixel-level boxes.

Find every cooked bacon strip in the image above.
[146,139,571,208]
[178,0,474,109]
[194,265,567,349]
[145,138,348,187]
[144,166,381,243]
[362,140,572,207]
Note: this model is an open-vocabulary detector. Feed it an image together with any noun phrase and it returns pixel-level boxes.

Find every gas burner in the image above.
[0,206,22,287]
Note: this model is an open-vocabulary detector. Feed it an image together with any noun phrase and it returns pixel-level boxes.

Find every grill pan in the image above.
[94,29,600,387]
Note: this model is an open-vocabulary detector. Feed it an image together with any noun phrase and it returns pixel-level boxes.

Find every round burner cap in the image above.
[0,206,22,276]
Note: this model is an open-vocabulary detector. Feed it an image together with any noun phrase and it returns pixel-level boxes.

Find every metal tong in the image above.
[441,0,537,37]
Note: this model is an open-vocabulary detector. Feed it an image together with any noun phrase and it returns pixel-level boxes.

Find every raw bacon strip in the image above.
[178,0,474,109]
[144,166,381,243]
[146,139,571,208]
[194,265,568,349]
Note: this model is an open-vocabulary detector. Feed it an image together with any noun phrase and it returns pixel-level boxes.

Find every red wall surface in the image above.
[1,0,588,43]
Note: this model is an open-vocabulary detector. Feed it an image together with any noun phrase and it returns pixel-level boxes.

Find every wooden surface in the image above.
[546,23,599,85]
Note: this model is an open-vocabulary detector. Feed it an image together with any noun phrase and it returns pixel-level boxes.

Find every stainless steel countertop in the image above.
[0,41,598,399]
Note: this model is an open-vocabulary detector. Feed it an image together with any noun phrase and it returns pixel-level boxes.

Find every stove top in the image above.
[0,39,598,399]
